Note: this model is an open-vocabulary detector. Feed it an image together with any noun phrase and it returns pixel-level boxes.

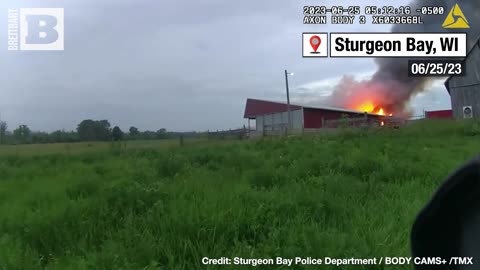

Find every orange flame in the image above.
[354,101,392,116]
[381,121,385,126]
[356,101,375,113]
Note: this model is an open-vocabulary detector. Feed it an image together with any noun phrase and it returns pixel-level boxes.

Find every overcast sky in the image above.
[0,0,453,132]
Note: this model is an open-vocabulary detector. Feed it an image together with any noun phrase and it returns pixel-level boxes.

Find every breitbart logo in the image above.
[8,8,64,51]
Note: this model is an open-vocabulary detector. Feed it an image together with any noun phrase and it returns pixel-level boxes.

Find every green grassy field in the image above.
[0,139,210,156]
[0,120,479,270]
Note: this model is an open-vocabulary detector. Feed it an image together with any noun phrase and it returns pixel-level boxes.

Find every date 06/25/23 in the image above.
[408,60,465,77]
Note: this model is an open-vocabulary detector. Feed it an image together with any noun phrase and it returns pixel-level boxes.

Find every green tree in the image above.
[50,130,79,143]
[31,132,49,144]
[13,125,31,144]
[141,131,157,140]
[77,119,112,141]
[156,128,167,139]
[129,126,139,136]
[112,126,123,141]
[0,121,6,144]
[77,119,96,141]
[98,120,112,140]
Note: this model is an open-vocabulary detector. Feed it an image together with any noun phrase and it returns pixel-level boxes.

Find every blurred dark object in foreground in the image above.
[412,155,480,270]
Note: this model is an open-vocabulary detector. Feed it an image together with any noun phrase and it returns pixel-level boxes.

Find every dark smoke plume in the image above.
[325,0,480,115]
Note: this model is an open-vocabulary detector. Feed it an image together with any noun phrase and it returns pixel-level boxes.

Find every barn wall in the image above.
[303,108,376,128]
[254,110,303,132]
[448,40,480,119]
[450,86,480,119]
[292,110,303,130]
[264,113,273,127]
[304,108,335,128]
[256,115,264,131]
[425,110,453,119]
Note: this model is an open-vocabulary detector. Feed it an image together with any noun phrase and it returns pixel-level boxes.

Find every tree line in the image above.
[0,119,203,145]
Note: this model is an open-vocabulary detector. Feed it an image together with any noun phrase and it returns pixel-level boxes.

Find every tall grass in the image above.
[0,120,479,269]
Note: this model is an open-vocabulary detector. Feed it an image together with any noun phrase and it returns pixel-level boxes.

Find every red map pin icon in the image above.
[310,35,321,53]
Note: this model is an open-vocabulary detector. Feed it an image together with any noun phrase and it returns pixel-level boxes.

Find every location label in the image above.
[310,35,321,52]
[302,32,328,58]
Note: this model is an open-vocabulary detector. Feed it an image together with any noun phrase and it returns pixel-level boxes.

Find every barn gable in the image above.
[445,37,480,119]
[445,38,480,92]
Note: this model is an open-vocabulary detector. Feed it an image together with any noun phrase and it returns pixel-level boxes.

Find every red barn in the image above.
[244,98,384,135]
[425,110,453,119]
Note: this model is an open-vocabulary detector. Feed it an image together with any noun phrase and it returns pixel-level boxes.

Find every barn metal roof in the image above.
[444,37,480,95]
[243,98,302,118]
[244,98,380,118]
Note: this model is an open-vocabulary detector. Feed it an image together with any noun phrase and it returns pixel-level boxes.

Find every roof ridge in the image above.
[247,98,303,107]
